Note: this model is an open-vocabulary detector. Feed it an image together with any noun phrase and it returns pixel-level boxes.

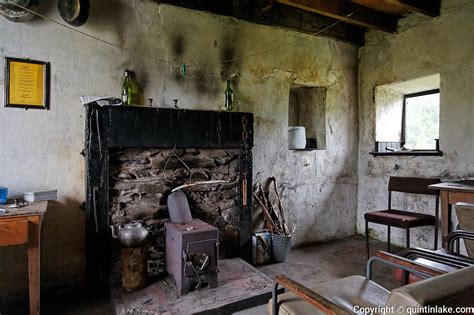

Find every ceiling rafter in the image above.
[274,0,399,33]
[387,0,441,17]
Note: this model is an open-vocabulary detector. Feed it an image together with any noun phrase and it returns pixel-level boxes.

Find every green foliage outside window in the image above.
[405,92,440,150]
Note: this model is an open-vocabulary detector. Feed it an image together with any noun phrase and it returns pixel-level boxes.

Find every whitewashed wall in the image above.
[358,0,474,247]
[0,0,358,297]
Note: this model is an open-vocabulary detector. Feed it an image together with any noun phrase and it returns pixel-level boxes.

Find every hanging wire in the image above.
[6,2,176,66]
[6,2,354,74]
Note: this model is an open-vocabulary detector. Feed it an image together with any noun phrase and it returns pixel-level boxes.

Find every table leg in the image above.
[440,191,451,249]
[28,218,41,315]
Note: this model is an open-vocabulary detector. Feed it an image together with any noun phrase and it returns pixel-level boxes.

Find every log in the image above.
[121,247,147,291]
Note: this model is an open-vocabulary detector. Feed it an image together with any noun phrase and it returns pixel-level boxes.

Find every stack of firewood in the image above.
[253,177,294,237]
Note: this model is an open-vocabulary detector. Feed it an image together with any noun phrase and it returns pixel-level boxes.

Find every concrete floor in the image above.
[1,236,399,314]
[234,235,398,314]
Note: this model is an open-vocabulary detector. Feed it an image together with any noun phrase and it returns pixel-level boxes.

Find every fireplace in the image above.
[84,104,253,285]
[109,147,241,281]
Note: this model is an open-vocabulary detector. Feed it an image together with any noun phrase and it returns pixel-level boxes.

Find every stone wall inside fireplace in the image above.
[109,147,241,278]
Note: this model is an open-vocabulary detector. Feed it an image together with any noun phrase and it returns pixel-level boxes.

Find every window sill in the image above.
[289,147,319,151]
[370,150,443,157]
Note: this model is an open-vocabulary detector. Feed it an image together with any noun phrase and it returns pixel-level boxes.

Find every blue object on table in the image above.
[0,187,7,204]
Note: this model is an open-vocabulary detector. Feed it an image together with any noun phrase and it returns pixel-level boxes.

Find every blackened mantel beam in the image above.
[104,106,254,148]
[84,104,254,285]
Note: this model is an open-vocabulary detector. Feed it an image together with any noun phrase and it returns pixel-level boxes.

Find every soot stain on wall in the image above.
[191,68,221,96]
[193,68,210,94]
[172,33,185,58]
[171,33,186,84]
[219,32,242,89]
[220,45,236,80]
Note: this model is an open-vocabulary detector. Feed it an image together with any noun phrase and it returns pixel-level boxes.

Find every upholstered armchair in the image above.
[269,251,474,315]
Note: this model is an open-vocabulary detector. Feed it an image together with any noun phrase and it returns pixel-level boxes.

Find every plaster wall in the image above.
[0,0,358,297]
[358,0,474,247]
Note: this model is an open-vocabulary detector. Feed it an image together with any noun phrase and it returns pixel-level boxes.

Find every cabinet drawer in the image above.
[0,220,28,246]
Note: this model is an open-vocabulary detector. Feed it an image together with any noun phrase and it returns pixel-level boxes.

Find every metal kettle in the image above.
[110,222,149,247]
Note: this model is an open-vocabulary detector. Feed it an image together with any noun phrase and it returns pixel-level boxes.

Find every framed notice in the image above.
[4,57,50,110]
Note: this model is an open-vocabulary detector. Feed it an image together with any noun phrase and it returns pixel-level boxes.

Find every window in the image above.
[372,74,442,156]
[403,89,440,150]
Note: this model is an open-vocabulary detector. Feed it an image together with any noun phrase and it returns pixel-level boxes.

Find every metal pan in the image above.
[58,0,89,27]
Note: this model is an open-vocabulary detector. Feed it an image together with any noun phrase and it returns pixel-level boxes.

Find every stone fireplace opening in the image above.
[84,104,253,285]
[109,147,242,279]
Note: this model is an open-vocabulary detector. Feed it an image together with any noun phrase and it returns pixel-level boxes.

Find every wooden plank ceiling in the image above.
[270,0,441,33]
[155,0,441,44]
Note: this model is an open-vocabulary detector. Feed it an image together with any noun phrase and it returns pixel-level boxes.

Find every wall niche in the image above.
[288,85,327,150]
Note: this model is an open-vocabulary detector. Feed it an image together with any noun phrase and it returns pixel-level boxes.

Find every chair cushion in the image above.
[268,275,390,315]
[364,210,435,228]
[386,265,474,312]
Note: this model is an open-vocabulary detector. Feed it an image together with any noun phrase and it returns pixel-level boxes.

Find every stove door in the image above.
[184,239,218,276]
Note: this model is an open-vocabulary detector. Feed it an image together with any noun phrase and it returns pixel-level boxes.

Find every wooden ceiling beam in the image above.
[387,0,441,17]
[155,0,366,45]
[274,0,398,32]
[252,3,365,45]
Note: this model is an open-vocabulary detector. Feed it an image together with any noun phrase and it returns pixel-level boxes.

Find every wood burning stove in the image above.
[165,219,218,295]
[165,190,219,295]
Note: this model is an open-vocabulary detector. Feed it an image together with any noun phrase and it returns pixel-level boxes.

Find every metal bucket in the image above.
[252,231,272,265]
[271,234,292,263]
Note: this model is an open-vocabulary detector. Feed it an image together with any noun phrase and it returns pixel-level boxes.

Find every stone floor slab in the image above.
[112,258,277,315]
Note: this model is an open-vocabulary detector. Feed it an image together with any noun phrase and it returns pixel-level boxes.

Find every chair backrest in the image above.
[455,203,474,257]
[385,265,474,312]
[388,177,441,196]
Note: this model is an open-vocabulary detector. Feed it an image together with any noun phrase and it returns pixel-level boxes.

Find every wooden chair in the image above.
[364,176,441,258]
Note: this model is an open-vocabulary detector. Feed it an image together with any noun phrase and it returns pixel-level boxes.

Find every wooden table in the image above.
[429,180,474,248]
[0,201,47,315]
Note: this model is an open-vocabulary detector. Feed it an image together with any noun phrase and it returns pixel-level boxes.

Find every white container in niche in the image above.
[288,126,306,149]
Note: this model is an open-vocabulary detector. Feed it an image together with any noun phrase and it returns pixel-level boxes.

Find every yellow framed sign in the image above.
[4,57,50,109]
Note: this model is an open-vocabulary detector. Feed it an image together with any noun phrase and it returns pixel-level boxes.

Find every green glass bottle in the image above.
[129,72,140,105]
[224,80,233,111]
[121,70,132,105]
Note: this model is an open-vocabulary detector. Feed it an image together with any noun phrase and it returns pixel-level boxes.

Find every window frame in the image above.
[371,88,442,157]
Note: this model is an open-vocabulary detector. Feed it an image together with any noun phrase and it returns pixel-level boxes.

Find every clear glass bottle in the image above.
[224,80,233,111]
